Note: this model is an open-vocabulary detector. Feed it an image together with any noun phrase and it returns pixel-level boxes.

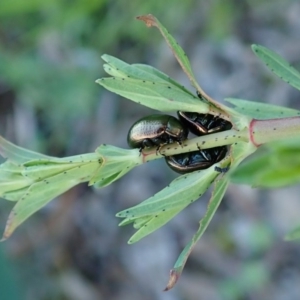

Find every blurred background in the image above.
[1,0,300,299]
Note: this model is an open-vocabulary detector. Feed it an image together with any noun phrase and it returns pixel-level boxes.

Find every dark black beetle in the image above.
[165,147,227,174]
[177,111,232,136]
[127,114,188,152]
[165,112,232,173]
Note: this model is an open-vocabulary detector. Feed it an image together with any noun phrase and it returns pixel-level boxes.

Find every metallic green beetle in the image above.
[127,114,188,152]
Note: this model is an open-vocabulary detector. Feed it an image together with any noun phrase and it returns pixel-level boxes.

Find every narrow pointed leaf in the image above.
[165,177,229,290]
[136,14,233,112]
[102,55,131,77]
[96,77,208,113]
[128,206,186,244]
[90,145,142,188]
[231,148,300,188]
[133,64,196,96]
[0,179,31,199]
[2,160,100,240]
[136,15,196,89]
[252,44,300,91]
[116,163,231,244]
[0,161,24,179]
[102,54,193,89]
[0,136,53,163]
[117,167,218,219]
[226,98,300,119]
[21,153,100,181]
[103,64,126,78]
[1,187,29,202]
[0,161,32,197]
[133,216,152,229]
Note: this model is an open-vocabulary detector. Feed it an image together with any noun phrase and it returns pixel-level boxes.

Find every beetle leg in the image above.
[138,148,143,156]
[142,139,154,148]
[169,137,183,147]
[152,137,166,146]
[151,138,166,156]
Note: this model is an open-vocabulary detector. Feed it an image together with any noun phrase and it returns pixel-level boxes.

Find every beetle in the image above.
[165,112,232,173]
[177,111,232,136]
[127,114,189,152]
[165,147,227,174]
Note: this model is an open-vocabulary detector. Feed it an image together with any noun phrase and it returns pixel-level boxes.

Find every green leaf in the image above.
[268,136,300,151]
[0,137,147,239]
[0,161,32,198]
[252,44,300,91]
[102,55,195,98]
[1,187,29,202]
[0,150,102,201]
[259,165,300,188]
[90,144,142,188]
[229,141,257,169]
[21,153,100,181]
[231,139,300,188]
[133,64,195,96]
[136,15,196,88]
[117,167,218,218]
[2,159,100,240]
[136,14,237,114]
[96,76,209,113]
[164,176,230,290]
[0,136,107,238]
[127,206,185,244]
[0,136,52,163]
[102,55,132,78]
[99,54,207,112]
[118,215,152,229]
[117,164,222,244]
[132,216,152,229]
[225,98,300,119]
[230,152,269,185]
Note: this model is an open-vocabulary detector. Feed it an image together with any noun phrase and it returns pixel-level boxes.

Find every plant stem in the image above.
[250,117,300,146]
[142,128,248,162]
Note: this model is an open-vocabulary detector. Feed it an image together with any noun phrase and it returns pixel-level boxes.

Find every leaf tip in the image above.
[101,54,109,62]
[164,268,180,291]
[1,227,12,242]
[136,14,157,27]
[88,179,96,186]
[1,209,18,241]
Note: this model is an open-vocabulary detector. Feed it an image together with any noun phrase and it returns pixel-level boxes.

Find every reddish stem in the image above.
[250,117,300,146]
